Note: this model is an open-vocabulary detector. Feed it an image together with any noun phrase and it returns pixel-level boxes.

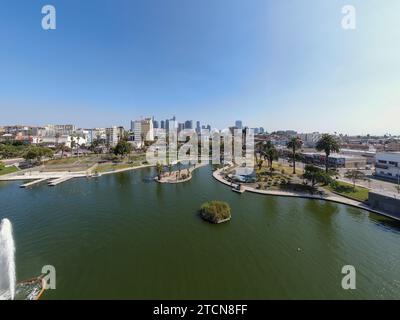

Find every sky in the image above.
[0,0,400,135]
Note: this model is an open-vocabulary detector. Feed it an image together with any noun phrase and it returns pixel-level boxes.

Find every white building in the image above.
[106,126,119,147]
[375,152,400,181]
[131,118,154,143]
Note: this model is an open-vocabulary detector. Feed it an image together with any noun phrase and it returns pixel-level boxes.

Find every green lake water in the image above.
[0,166,399,299]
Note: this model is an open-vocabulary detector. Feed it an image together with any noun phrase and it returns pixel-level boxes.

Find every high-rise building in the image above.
[160,120,165,129]
[196,121,201,134]
[235,121,243,129]
[153,120,159,129]
[178,123,185,132]
[106,126,119,147]
[132,118,154,143]
[184,120,193,130]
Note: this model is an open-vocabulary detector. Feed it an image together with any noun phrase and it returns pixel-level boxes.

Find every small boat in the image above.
[232,184,245,194]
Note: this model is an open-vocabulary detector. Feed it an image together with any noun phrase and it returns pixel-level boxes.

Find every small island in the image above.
[200,201,231,224]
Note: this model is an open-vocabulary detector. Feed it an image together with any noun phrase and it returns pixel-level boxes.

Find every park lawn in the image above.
[325,181,369,202]
[272,163,303,175]
[0,165,19,176]
[45,157,79,165]
[95,163,133,173]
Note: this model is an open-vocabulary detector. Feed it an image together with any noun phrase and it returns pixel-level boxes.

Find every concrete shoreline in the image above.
[212,166,400,222]
[155,163,208,184]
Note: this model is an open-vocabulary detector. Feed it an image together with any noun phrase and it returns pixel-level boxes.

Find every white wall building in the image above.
[375,152,400,181]
[131,118,154,143]
[106,126,119,147]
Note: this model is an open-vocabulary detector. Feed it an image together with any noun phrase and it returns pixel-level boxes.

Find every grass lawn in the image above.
[0,165,19,176]
[272,163,303,175]
[95,163,133,173]
[45,157,80,165]
[325,181,369,202]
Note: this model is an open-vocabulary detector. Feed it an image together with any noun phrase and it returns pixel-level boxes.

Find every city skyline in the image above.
[1,0,400,135]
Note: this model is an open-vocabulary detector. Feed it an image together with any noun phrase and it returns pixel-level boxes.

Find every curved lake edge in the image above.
[212,166,400,222]
[1,161,399,222]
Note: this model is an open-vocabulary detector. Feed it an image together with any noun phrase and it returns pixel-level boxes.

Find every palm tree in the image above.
[55,132,61,147]
[156,162,163,180]
[286,137,303,174]
[315,134,340,173]
[59,143,66,158]
[344,169,366,189]
[262,141,278,170]
[177,161,183,179]
[168,163,173,176]
[254,141,263,163]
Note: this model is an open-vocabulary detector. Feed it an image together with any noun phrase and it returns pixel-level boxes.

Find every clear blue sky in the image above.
[1,0,399,135]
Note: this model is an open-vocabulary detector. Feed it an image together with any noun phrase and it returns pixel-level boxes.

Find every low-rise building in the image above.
[375,152,400,181]
[303,152,367,169]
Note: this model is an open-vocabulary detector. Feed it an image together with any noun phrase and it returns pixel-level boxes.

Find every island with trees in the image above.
[199,201,231,224]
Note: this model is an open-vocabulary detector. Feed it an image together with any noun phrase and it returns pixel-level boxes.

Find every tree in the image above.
[113,140,133,158]
[256,159,264,170]
[55,132,61,147]
[315,134,340,173]
[56,142,67,158]
[344,170,366,189]
[90,139,101,154]
[177,161,183,179]
[254,141,263,163]
[303,165,332,187]
[156,162,163,180]
[262,141,278,169]
[168,163,173,176]
[0,161,4,170]
[23,147,53,163]
[287,137,303,174]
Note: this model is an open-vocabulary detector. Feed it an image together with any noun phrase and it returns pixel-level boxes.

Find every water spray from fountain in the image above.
[0,218,16,300]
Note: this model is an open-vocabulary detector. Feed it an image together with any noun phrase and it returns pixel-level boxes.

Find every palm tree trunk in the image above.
[292,147,296,174]
[325,153,329,173]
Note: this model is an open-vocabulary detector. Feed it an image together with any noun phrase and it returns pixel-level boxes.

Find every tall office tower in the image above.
[166,119,170,131]
[235,120,243,129]
[133,118,154,143]
[196,121,201,133]
[178,123,185,133]
[160,120,165,129]
[184,120,193,130]
[153,120,159,129]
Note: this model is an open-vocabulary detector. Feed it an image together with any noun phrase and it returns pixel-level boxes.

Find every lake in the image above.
[0,166,399,299]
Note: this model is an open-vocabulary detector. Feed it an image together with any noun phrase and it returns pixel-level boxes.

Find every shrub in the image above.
[200,201,231,224]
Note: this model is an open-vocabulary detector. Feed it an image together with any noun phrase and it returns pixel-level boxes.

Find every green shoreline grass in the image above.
[0,165,19,176]
[324,181,369,202]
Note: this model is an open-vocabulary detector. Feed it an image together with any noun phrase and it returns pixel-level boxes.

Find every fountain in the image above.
[0,218,16,300]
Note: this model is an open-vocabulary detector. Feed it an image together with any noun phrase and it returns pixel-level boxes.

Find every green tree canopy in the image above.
[303,165,332,187]
[113,140,133,158]
[315,134,340,173]
[344,170,366,188]
[262,141,278,168]
[287,137,303,174]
